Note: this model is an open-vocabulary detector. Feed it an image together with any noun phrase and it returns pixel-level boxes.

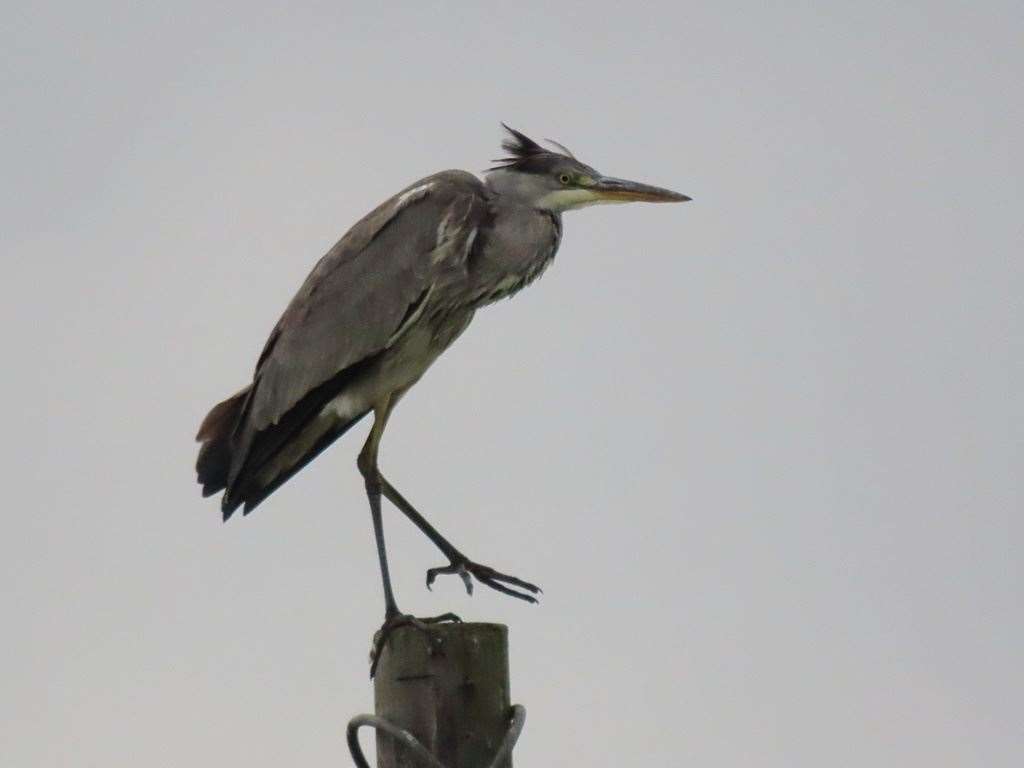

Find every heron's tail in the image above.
[197,374,371,520]
[195,387,250,498]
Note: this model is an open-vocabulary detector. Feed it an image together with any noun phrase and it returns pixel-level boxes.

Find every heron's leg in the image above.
[377,473,542,604]
[359,398,460,678]
[357,401,401,618]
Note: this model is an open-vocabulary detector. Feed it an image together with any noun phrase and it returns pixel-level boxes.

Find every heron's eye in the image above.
[558,173,571,185]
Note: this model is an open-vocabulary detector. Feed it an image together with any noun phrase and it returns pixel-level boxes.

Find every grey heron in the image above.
[195,125,689,669]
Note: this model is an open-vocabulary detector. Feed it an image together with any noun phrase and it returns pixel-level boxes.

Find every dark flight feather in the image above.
[223,357,377,518]
[237,407,369,516]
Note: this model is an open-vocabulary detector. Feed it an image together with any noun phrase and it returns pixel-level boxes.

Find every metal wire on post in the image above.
[347,705,526,768]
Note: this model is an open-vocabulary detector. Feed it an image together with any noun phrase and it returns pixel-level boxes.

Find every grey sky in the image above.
[3,1,1021,766]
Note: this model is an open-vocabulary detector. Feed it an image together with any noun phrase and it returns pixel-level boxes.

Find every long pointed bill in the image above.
[591,176,691,203]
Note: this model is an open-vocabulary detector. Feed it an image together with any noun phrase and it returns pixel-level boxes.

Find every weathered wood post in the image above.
[372,623,514,768]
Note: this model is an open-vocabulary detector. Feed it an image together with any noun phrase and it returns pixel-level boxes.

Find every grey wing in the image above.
[229,170,488,485]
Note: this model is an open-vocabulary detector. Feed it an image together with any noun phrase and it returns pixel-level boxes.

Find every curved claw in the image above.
[369,612,462,678]
[425,559,541,604]
[426,562,474,595]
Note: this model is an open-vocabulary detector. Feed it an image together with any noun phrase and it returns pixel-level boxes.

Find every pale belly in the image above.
[322,308,474,422]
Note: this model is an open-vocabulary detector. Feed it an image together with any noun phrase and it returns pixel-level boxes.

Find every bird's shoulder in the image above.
[304,170,487,280]
[419,169,489,198]
[372,169,489,227]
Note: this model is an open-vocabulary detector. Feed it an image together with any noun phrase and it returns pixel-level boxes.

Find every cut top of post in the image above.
[373,623,513,768]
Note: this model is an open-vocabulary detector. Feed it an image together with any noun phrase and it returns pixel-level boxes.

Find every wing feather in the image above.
[228,170,488,483]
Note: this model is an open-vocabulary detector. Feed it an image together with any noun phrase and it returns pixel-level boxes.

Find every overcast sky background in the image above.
[3,1,1021,766]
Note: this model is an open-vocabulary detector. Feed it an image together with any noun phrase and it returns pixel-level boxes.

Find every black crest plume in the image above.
[490,123,574,172]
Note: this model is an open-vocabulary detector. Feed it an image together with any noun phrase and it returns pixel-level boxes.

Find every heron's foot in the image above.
[426,558,542,604]
[369,611,461,678]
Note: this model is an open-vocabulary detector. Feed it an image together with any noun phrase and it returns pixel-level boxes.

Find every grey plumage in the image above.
[195,126,688,658]
[209,171,490,516]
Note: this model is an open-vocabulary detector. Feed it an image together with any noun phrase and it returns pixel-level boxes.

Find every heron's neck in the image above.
[484,169,548,210]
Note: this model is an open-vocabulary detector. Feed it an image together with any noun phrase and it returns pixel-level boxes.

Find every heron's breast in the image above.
[466,208,561,306]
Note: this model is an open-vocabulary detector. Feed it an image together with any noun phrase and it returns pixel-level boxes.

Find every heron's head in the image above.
[484,124,690,213]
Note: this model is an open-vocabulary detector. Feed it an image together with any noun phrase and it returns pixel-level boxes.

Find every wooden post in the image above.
[373,622,513,768]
